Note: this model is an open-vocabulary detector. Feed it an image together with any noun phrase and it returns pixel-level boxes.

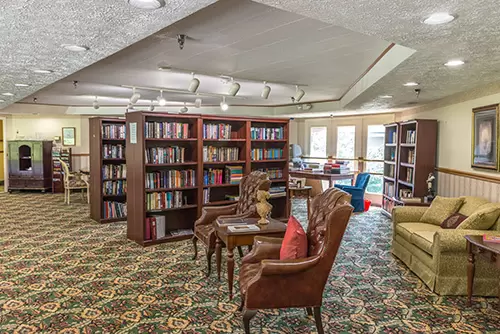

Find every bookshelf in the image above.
[89,118,127,223]
[382,119,437,218]
[52,146,71,193]
[125,112,289,246]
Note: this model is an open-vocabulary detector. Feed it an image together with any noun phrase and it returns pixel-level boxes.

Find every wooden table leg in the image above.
[329,178,334,188]
[216,237,222,282]
[227,242,235,300]
[467,241,475,306]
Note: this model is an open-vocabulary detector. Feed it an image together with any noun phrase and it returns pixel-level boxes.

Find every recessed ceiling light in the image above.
[2,92,14,96]
[423,13,455,25]
[62,44,89,52]
[444,59,465,67]
[33,69,54,74]
[403,82,419,87]
[157,66,172,71]
[128,0,165,9]
[380,95,393,99]
[15,83,31,87]
[0,99,5,103]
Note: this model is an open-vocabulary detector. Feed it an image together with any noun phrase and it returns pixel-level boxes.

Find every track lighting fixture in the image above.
[149,100,155,112]
[180,103,188,113]
[93,96,100,110]
[261,81,271,99]
[188,73,200,93]
[177,34,186,50]
[194,98,202,108]
[292,86,305,103]
[130,87,141,104]
[157,90,166,106]
[228,79,240,96]
[220,96,229,111]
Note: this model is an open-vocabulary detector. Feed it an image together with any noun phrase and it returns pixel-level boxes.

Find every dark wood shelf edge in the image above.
[146,205,198,213]
[143,232,194,246]
[100,217,127,223]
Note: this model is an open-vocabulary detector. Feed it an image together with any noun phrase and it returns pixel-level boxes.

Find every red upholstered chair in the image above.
[238,187,353,334]
[192,171,271,276]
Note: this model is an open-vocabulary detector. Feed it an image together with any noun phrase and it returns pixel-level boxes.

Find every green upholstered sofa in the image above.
[391,196,500,296]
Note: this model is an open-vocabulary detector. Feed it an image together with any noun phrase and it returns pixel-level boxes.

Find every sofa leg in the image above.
[206,248,214,277]
[313,307,324,334]
[192,236,198,260]
[243,309,257,334]
[306,307,313,316]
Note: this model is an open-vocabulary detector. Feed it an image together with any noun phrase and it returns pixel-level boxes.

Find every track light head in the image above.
[177,34,186,50]
[92,96,99,110]
[157,90,166,106]
[180,103,188,113]
[149,101,155,112]
[194,98,202,108]
[228,81,240,96]
[188,74,200,93]
[261,81,271,99]
[130,87,141,104]
[294,86,305,103]
[220,96,229,111]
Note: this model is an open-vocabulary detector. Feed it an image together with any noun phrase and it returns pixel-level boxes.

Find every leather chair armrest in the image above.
[260,256,320,276]
[242,237,283,265]
[194,203,238,227]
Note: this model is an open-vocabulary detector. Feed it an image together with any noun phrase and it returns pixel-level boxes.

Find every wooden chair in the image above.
[192,171,271,276]
[238,187,353,334]
[59,159,89,204]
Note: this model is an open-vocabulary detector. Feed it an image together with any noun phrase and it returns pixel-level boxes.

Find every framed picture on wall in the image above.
[62,127,76,146]
[471,104,499,170]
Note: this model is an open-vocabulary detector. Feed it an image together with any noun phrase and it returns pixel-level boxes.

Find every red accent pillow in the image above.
[280,216,308,260]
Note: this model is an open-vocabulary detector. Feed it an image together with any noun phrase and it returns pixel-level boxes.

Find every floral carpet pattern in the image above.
[0,192,499,333]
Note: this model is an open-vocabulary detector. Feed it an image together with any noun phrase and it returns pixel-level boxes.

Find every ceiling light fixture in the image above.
[261,81,271,99]
[220,96,229,111]
[0,99,5,103]
[2,92,14,96]
[32,69,54,74]
[157,90,167,106]
[180,103,188,114]
[403,82,419,87]
[228,80,241,96]
[157,66,172,71]
[128,0,165,10]
[93,96,100,110]
[130,87,141,104]
[444,59,465,67]
[149,100,155,112]
[380,95,393,99]
[293,86,305,103]
[423,13,456,25]
[15,83,31,87]
[62,44,89,52]
[188,73,200,93]
[194,98,202,108]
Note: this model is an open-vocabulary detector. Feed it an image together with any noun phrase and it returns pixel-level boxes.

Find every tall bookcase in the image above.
[382,123,399,216]
[382,119,437,217]
[125,112,289,246]
[89,118,127,223]
[52,146,72,193]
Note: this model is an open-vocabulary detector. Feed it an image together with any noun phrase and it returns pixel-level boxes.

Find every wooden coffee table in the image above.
[465,235,500,307]
[214,217,287,300]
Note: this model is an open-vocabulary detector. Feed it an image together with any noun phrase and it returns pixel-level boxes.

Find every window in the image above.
[365,125,385,193]
[336,126,355,185]
[310,127,327,158]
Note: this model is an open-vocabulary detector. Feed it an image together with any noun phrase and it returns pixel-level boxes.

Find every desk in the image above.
[214,217,287,300]
[289,171,355,188]
[465,235,500,307]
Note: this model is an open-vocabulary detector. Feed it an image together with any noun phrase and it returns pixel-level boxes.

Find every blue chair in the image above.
[335,173,370,212]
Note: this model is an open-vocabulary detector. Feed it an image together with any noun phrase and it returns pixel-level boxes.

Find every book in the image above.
[483,235,500,243]
[228,224,261,233]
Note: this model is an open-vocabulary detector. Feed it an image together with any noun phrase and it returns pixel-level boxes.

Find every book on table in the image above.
[483,235,500,243]
[227,224,261,233]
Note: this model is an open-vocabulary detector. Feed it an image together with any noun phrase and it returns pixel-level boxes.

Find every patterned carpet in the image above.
[0,193,498,333]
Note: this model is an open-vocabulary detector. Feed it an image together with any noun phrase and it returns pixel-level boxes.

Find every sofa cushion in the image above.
[411,231,435,255]
[458,196,490,216]
[395,222,441,242]
[457,204,500,230]
[420,196,464,226]
[440,213,468,229]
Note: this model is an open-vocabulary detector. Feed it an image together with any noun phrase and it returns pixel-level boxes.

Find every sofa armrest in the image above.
[434,229,500,253]
[392,206,428,225]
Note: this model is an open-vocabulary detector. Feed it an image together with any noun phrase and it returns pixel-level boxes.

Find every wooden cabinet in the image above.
[8,140,52,192]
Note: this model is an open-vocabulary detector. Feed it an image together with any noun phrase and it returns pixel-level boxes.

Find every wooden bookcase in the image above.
[125,112,289,246]
[89,118,127,223]
[382,123,399,216]
[382,119,437,217]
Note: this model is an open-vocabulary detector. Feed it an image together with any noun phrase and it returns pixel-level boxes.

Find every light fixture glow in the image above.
[62,44,89,52]
[15,83,31,87]
[380,95,393,99]
[423,13,455,25]
[0,99,5,103]
[261,81,271,99]
[130,87,141,104]
[2,92,14,96]
[157,90,166,106]
[444,59,465,67]
[228,81,241,96]
[403,82,419,87]
[32,69,54,74]
[188,74,200,93]
[93,96,100,110]
[128,0,165,9]
[220,96,229,111]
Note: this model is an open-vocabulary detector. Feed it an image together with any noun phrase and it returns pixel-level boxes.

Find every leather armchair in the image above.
[238,187,353,334]
[192,171,271,276]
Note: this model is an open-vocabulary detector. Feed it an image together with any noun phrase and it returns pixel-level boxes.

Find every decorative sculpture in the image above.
[256,190,272,225]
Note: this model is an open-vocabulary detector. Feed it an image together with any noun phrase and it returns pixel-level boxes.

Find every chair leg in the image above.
[238,246,244,258]
[242,309,257,334]
[192,236,198,260]
[313,307,324,334]
[306,307,313,316]
[206,247,214,277]
[67,189,70,204]
[87,189,90,204]
[238,296,245,312]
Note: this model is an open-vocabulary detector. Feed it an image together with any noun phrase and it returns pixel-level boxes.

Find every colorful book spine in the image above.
[250,148,283,160]
[145,169,196,189]
[203,123,233,139]
[203,146,240,162]
[102,180,127,195]
[144,121,190,139]
[250,127,284,140]
[255,168,283,180]
[145,146,186,164]
[102,124,126,139]
[102,164,127,179]
[103,201,127,218]
[103,144,125,159]
[146,191,185,210]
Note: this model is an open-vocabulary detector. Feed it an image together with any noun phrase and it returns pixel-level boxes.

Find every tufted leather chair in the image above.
[192,171,271,276]
[238,187,353,334]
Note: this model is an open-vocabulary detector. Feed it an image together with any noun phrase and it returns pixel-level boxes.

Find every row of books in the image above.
[203,123,232,140]
[145,121,191,139]
[103,201,127,219]
[386,130,397,144]
[385,164,395,178]
[226,166,243,184]
[255,168,283,180]
[103,180,127,195]
[384,182,395,197]
[405,170,414,183]
[407,149,415,164]
[203,146,240,162]
[145,216,194,241]
[146,191,187,211]
[405,130,416,144]
[386,147,396,161]
[203,168,226,186]
[103,144,125,159]
[251,148,283,160]
[202,188,211,204]
[250,127,284,140]
[146,170,196,189]
[103,164,126,180]
[145,146,186,164]
[269,186,286,198]
[400,188,413,198]
[102,124,126,139]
